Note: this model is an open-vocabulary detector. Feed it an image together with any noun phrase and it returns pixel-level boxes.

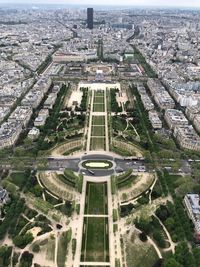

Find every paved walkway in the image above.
[86,90,94,151]
[147,235,163,259]
[92,111,107,116]
[80,262,110,266]
[73,178,87,266]
[112,192,124,267]
[104,89,109,151]
[84,214,109,218]
[107,176,116,267]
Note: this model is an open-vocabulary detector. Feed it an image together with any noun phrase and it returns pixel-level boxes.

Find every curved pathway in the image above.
[135,227,162,259]
[147,235,163,259]
[153,214,175,254]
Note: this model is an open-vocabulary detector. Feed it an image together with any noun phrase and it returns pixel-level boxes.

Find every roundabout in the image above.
[81,159,113,169]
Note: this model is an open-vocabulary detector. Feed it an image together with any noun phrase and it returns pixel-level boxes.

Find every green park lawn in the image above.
[93,91,105,112]
[93,103,105,112]
[94,91,104,98]
[82,160,113,170]
[92,116,105,126]
[91,125,105,136]
[90,137,105,150]
[85,182,107,215]
[94,95,104,104]
[8,172,29,189]
[126,235,159,267]
[81,217,109,262]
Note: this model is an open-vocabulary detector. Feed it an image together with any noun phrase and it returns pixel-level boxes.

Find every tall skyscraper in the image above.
[87,8,93,30]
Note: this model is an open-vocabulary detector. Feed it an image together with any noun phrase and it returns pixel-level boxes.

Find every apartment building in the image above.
[53,50,97,63]
[147,79,175,110]
[193,115,200,133]
[184,194,200,234]
[174,125,200,151]
[186,105,200,121]
[148,110,162,129]
[9,106,33,127]
[141,95,154,111]
[28,127,40,140]
[43,93,57,109]
[34,109,49,127]
[0,121,23,149]
[164,109,188,130]
[154,92,175,110]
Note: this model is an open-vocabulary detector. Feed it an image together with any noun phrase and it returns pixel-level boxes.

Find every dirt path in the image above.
[54,231,58,267]
[147,235,163,259]
[153,214,176,254]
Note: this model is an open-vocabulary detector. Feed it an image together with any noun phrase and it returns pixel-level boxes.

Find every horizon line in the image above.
[0,3,200,9]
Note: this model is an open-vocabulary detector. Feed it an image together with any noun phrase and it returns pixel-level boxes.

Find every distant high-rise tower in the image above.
[87,8,93,29]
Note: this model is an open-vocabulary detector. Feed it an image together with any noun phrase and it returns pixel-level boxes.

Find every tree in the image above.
[14,147,25,157]
[36,158,48,170]
[134,217,151,235]
[32,184,43,197]
[175,242,196,267]
[0,245,12,266]
[156,205,169,221]
[32,244,40,253]
[163,258,183,267]
[11,158,25,170]
[13,233,34,249]
[113,209,118,222]
[165,217,175,231]
[152,230,165,248]
[19,251,33,267]
[139,232,147,242]
[193,247,200,267]
[24,138,33,149]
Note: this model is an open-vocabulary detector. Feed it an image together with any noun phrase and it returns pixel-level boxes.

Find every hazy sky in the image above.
[1,0,200,7]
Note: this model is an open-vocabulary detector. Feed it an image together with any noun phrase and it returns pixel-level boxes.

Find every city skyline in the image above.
[1,0,200,8]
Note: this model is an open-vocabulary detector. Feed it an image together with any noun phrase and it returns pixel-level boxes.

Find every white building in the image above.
[174,125,200,151]
[164,109,188,130]
[9,106,32,127]
[154,92,175,110]
[184,194,200,234]
[43,93,57,109]
[178,95,198,107]
[0,121,22,149]
[148,110,162,129]
[34,109,49,127]
[28,127,40,140]
[0,107,10,122]
[53,50,97,63]
[186,105,200,121]
[22,90,44,108]
[193,115,200,133]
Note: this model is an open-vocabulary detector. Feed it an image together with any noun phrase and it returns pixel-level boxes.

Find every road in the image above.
[47,154,145,177]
